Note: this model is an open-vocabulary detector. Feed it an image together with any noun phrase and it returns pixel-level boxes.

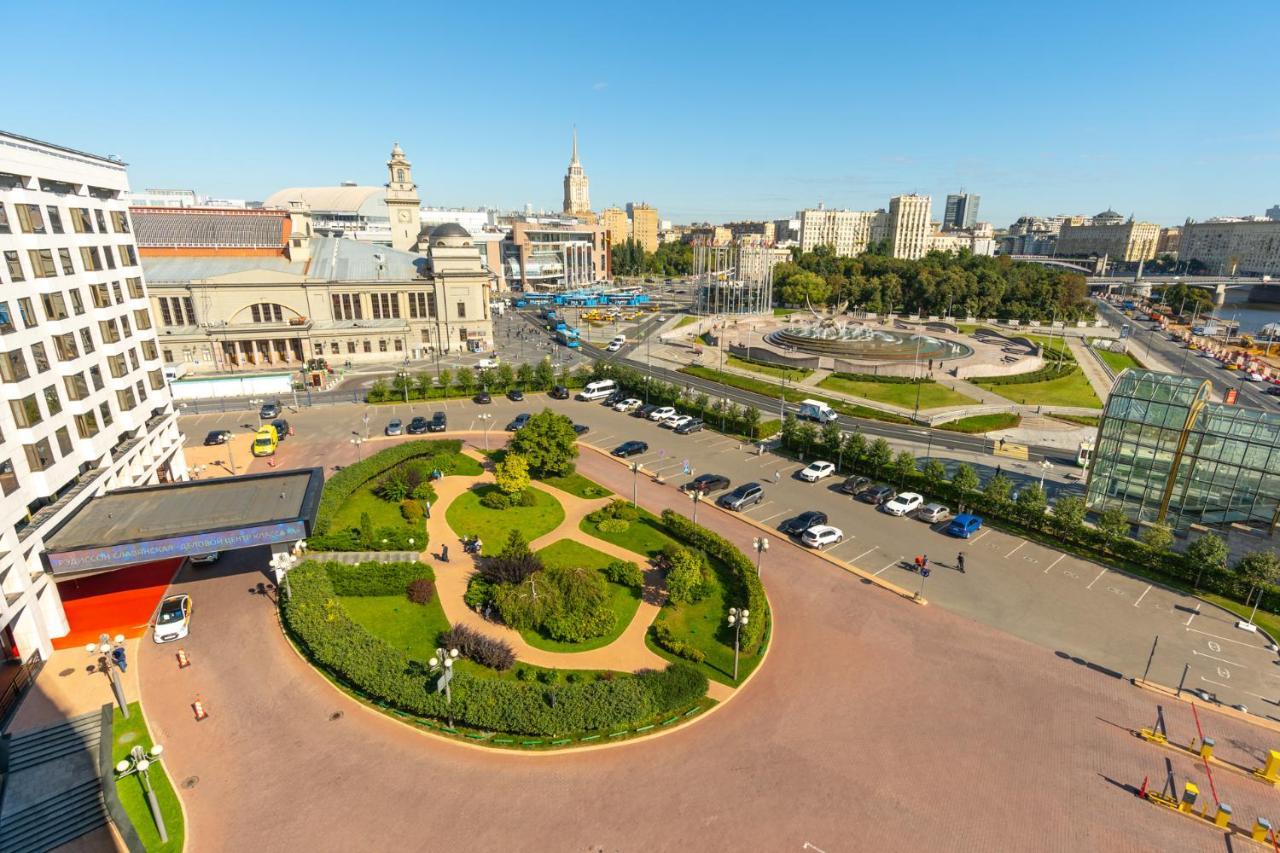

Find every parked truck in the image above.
[797,399,839,424]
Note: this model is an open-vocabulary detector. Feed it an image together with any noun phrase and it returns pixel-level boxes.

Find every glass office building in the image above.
[1086,370,1280,532]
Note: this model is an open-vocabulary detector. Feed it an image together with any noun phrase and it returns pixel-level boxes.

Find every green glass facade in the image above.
[1086,369,1280,532]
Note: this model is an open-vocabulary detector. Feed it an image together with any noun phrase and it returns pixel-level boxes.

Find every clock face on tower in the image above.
[398,210,411,222]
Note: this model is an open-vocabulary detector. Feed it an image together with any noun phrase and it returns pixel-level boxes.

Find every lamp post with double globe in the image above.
[429,647,460,728]
[727,607,749,682]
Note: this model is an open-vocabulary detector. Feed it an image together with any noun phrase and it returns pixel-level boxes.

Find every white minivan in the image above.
[577,379,618,401]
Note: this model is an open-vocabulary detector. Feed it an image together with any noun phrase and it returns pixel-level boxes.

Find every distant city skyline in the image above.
[5,2,1278,227]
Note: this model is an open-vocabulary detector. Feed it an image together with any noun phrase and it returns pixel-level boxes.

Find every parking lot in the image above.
[180,390,1280,719]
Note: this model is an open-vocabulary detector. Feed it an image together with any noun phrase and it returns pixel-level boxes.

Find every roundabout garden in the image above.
[281,418,770,749]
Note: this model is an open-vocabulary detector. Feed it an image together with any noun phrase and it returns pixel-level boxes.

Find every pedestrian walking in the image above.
[957,552,965,573]
[441,543,449,563]
[914,555,923,572]
[921,554,929,571]
[774,470,781,482]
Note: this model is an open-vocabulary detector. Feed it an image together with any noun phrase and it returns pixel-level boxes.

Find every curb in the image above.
[1131,677,1280,737]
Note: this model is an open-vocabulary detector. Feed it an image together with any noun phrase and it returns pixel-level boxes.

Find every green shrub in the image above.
[538,565,615,642]
[828,371,923,385]
[604,559,644,589]
[314,440,463,535]
[325,561,432,597]
[537,669,558,684]
[407,578,436,605]
[282,560,708,736]
[651,623,707,663]
[517,490,537,507]
[441,623,515,671]
[400,499,423,523]
[464,575,494,609]
[480,490,512,510]
[660,510,768,654]
[663,544,713,604]
[597,518,631,533]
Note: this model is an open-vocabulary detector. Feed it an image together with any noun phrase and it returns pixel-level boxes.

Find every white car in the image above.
[883,492,924,516]
[798,461,836,482]
[649,406,677,421]
[667,414,694,430]
[613,398,642,413]
[477,358,500,369]
[606,341,623,352]
[801,525,844,549]
[153,594,192,643]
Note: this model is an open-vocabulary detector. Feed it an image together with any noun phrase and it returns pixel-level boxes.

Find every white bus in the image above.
[577,379,617,401]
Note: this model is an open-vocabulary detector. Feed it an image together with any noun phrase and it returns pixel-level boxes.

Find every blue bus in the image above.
[555,329,581,348]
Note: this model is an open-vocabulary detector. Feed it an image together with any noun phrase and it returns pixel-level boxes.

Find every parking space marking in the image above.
[759,509,788,523]
[745,500,773,515]
[875,558,902,576]
[1133,585,1152,607]
[1193,650,1245,668]
[1085,569,1107,590]
[851,547,876,564]
[1185,603,1201,627]
[969,529,989,543]
[1004,542,1025,559]
[1187,627,1267,649]
[1043,554,1066,574]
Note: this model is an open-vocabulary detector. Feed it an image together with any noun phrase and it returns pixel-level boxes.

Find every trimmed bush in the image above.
[480,490,512,510]
[325,561,432,597]
[478,530,541,585]
[651,623,707,663]
[407,578,436,605]
[441,623,516,671]
[282,560,707,736]
[464,574,494,609]
[663,543,713,604]
[604,559,644,590]
[400,499,424,523]
[597,518,630,533]
[517,490,537,507]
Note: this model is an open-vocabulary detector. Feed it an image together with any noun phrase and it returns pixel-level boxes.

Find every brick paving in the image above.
[132,434,1280,852]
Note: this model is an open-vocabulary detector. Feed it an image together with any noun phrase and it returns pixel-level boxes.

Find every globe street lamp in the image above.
[87,633,129,718]
[689,489,703,524]
[727,607,749,682]
[350,436,364,462]
[1038,458,1054,491]
[270,541,305,598]
[753,536,769,576]
[478,413,493,450]
[428,647,460,728]
[630,461,641,507]
[116,743,168,842]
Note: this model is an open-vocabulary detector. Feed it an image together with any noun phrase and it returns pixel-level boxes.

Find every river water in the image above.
[1218,292,1280,334]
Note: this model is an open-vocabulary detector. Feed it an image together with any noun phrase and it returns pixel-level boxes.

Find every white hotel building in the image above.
[0,131,186,663]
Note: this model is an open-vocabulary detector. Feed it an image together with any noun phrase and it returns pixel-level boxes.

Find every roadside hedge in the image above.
[325,560,432,597]
[314,440,463,535]
[282,560,708,736]
[660,510,768,654]
[828,371,924,386]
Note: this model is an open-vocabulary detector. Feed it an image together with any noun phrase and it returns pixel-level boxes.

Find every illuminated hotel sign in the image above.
[45,520,307,574]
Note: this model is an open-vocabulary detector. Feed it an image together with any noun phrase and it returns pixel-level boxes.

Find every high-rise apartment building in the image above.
[0,131,186,659]
[1156,227,1181,256]
[943,192,980,230]
[888,194,932,260]
[1266,205,1280,223]
[601,207,629,247]
[629,203,659,252]
[1179,217,1280,276]
[1056,211,1160,262]
[798,207,881,256]
[562,129,591,218]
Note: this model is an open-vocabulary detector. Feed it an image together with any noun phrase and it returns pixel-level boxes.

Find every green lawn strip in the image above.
[817,374,975,409]
[340,594,452,660]
[973,367,1102,408]
[330,481,415,532]
[1200,594,1280,643]
[446,485,565,554]
[520,539,642,652]
[935,413,1022,433]
[112,704,185,853]
[1052,414,1101,428]
[579,507,681,559]
[674,315,698,329]
[680,366,912,424]
[725,354,812,382]
[537,471,612,499]
[1095,348,1143,374]
[773,307,798,316]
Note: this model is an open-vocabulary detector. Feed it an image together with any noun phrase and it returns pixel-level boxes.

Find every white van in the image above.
[577,379,617,401]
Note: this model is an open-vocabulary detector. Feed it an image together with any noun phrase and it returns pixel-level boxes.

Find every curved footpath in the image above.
[135,435,1280,852]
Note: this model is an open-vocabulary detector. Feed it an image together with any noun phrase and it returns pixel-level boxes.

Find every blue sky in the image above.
[6,1,1278,226]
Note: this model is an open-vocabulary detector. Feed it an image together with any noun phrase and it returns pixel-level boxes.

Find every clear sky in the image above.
[6,1,1278,227]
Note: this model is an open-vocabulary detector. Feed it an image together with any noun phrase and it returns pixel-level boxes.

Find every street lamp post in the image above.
[1038,459,1053,491]
[87,633,129,718]
[269,541,305,599]
[753,536,769,576]
[115,743,168,843]
[630,461,641,507]
[478,413,493,450]
[689,489,703,524]
[428,647,460,728]
[727,607,749,682]
[350,437,364,462]
[915,564,931,601]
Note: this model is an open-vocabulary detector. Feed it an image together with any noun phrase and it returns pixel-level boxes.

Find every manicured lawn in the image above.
[646,557,764,686]
[680,366,912,424]
[773,307,798,316]
[340,593,452,662]
[973,366,1102,408]
[538,471,612,499]
[817,374,975,409]
[936,413,1022,433]
[1095,348,1144,374]
[580,506,681,559]
[674,315,698,329]
[330,481,410,532]
[725,354,812,382]
[1053,414,1101,428]
[521,539,643,652]
[446,485,565,554]
[112,704,184,853]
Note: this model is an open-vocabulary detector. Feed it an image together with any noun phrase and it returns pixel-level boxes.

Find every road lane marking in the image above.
[1004,542,1025,559]
[1086,569,1107,589]
[1193,650,1244,668]
[1187,627,1267,648]
[851,547,876,564]
[1133,585,1152,607]
[1043,554,1066,574]
[1186,604,1201,627]
[875,558,902,576]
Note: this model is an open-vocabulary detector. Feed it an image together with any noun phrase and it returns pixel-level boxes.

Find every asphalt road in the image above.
[180,394,1280,717]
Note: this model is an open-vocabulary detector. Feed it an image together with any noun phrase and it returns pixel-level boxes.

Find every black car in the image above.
[259,400,281,419]
[1266,386,1280,397]
[550,385,570,400]
[612,440,648,458]
[602,390,624,406]
[719,482,765,511]
[683,473,730,494]
[573,423,589,435]
[474,390,492,404]
[507,413,531,431]
[779,510,828,537]
[674,418,704,435]
[860,484,897,505]
[407,416,430,435]
[507,388,524,401]
[428,411,447,432]
[636,404,659,419]
[203,429,231,446]
[271,419,289,440]
[839,475,871,496]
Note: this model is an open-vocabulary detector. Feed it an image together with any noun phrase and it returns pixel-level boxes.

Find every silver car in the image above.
[917,503,951,524]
